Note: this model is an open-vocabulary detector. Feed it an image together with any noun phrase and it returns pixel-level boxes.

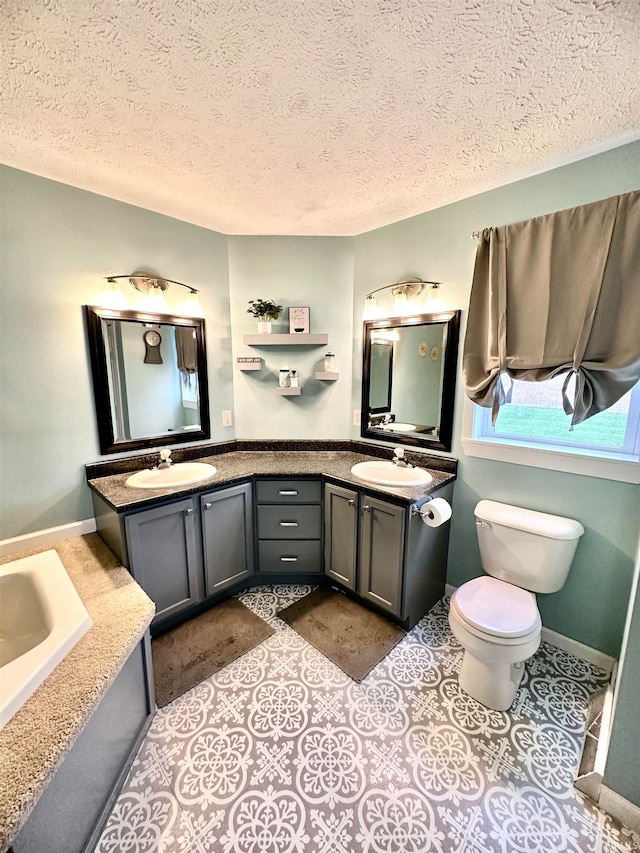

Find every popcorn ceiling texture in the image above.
[2,0,639,235]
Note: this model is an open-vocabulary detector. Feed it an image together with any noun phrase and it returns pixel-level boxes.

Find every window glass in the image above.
[490,375,632,451]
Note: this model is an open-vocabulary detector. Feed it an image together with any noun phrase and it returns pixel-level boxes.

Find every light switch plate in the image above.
[222,411,233,427]
[353,410,361,426]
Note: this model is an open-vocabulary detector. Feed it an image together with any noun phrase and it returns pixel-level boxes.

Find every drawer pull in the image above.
[362,504,371,513]
[347,498,355,506]
[204,502,212,510]
[280,556,298,562]
[279,490,298,495]
[185,507,194,515]
[279,521,298,527]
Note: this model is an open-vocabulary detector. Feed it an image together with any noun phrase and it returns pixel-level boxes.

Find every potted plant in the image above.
[247,298,283,334]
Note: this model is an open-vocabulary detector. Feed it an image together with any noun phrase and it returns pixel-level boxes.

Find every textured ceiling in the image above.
[2,1,639,235]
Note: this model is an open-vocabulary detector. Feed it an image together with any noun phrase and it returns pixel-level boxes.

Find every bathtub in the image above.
[0,550,92,729]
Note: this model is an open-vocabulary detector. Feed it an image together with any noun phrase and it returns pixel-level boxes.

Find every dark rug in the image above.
[277,587,405,682]
[152,598,275,708]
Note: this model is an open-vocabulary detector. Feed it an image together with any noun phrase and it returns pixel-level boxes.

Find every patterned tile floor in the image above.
[97,586,640,853]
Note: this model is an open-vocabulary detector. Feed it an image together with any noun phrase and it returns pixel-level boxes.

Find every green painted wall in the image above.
[0,166,233,538]
[353,141,640,657]
[228,236,354,439]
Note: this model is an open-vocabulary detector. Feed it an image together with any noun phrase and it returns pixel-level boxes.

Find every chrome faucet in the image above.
[392,447,413,468]
[158,448,173,469]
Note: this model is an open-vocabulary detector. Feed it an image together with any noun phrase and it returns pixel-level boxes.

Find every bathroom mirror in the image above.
[361,310,460,452]
[84,305,210,454]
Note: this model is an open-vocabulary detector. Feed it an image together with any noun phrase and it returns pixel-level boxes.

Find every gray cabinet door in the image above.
[324,483,358,590]
[201,482,255,595]
[125,498,202,626]
[358,494,405,616]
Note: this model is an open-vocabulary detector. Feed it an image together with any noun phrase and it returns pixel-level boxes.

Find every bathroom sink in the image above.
[125,462,217,489]
[380,422,417,432]
[350,460,433,487]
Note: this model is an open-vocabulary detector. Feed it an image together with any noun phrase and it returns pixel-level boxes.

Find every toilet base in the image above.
[458,652,526,711]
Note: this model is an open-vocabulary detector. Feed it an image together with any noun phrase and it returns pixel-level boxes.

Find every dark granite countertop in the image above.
[88,448,457,513]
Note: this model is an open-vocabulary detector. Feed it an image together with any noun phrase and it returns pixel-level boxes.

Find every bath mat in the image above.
[277,586,405,681]
[152,598,274,708]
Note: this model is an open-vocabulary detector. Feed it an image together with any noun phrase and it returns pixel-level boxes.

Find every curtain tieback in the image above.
[562,369,584,418]
[491,372,513,425]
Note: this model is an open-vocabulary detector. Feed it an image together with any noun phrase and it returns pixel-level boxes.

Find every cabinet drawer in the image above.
[255,479,322,504]
[258,540,322,573]
[257,505,322,539]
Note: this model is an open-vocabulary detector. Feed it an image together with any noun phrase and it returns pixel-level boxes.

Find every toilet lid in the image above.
[452,577,540,639]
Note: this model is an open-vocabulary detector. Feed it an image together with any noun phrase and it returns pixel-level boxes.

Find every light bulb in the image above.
[97,279,127,309]
[362,295,379,320]
[426,284,446,313]
[179,290,203,318]
[142,284,168,313]
[392,289,411,316]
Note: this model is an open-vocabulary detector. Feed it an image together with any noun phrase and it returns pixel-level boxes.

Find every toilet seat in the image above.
[451,577,541,640]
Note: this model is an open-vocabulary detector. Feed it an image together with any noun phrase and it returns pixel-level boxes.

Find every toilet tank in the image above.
[475,500,584,594]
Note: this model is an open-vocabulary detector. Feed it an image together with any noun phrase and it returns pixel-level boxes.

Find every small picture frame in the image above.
[289,306,310,334]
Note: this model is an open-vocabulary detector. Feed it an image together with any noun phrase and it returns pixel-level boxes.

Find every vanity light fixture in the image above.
[99,271,202,316]
[362,278,442,319]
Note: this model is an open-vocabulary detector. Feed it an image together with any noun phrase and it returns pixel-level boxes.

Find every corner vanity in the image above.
[87,442,457,635]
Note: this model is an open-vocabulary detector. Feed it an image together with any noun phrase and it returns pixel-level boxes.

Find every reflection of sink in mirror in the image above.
[1,551,92,729]
[351,460,433,487]
[381,422,417,432]
[126,462,217,489]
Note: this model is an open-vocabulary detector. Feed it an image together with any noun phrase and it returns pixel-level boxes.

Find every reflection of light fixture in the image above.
[101,271,202,316]
[362,278,441,319]
[371,329,401,342]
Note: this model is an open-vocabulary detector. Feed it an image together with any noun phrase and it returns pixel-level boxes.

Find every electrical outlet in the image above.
[222,410,233,427]
[353,410,361,427]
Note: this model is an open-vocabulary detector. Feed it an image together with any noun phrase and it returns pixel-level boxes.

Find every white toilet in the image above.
[448,499,584,711]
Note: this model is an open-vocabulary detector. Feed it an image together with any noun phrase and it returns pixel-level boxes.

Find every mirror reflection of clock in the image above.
[143,329,163,363]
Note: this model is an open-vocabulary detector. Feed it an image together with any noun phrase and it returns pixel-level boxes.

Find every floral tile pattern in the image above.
[97,586,640,853]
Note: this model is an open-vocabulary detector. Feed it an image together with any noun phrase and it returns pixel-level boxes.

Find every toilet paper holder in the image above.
[411,498,434,521]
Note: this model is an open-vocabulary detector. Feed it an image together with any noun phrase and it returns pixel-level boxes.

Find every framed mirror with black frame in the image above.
[84,305,210,455]
[360,310,460,453]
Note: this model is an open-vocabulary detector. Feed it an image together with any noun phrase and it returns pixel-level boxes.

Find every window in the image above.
[462,376,640,483]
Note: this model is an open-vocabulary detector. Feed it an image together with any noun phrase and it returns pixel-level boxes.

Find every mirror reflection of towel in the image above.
[175,326,197,373]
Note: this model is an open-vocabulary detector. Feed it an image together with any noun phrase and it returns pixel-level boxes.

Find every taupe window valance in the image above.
[463,190,640,426]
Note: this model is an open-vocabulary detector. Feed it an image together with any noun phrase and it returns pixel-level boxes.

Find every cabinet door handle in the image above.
[204,502,212,510]
[185,507,194,515]
[362,504,371,512]
[347,498,355,506]
[279,521,298,527]
[280,556,298,562]
[279,490,298,495]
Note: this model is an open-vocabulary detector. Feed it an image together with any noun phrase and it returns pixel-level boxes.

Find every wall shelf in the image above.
[277,387,301,396]
[315,371,339,381]
[236,359,263,371]
[243,333,328,346]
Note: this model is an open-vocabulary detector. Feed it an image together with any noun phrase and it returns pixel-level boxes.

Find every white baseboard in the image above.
[0,519,97,558]
[599,786,640,836]
[444,582,616,674]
